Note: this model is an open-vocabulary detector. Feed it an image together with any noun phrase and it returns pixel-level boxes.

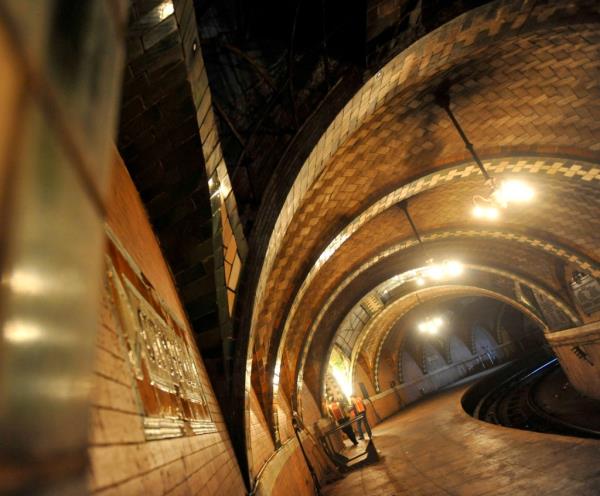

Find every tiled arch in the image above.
[243,0,600,446]
[367,282,569,393]
[276,157,599,382]
[249,2,600,343]
[294,230,589,396]
[292,237,589,426]
[370,286,543,392]
[347,265,573,394]
[266,158,600,438]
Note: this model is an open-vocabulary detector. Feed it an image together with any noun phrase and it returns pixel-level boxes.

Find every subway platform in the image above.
[323,383,600,496]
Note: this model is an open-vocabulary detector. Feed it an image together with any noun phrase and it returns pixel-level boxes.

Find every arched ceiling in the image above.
[328,266,554,371]
[356,282,546,375]
[315,268,569,400]
[292,239,580,379]
[242,0,600,442]
[372,293,536,390]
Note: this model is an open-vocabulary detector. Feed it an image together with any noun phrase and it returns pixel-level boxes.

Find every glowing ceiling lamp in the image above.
[472,201,500,221]
[493,179,535,206]
[398,201,465,286]
[435,87,534,220]
[417,316,444,335]
[158,1,175,21]
[445,260,464,277]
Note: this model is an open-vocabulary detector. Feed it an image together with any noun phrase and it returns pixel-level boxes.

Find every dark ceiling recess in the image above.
[195,0,493,236]
[194,0,365,233]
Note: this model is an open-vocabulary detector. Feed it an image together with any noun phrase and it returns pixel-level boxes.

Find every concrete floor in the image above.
[323,383,600,496]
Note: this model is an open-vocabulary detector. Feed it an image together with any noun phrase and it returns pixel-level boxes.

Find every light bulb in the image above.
[428,264,444,280]
[495,179,534,204]
[472,205,499,220]
[416,277,425,286]
[158,1,175,20]
[445,260,463,277]
[486,207,499,220]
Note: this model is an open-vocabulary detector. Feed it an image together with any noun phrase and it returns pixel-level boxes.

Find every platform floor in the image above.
[323,383,600,495]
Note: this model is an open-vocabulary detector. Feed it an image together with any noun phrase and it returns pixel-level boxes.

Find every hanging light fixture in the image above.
[398,200,464,286]
[417,316,444,335]
[435,88,534,219]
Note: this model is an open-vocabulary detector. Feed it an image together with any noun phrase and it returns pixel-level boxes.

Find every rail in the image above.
[463,352,600,439]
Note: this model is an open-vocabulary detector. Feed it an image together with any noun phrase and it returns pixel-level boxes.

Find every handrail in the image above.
[371,345,513,402]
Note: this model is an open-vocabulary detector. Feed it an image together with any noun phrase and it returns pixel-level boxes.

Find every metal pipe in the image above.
[292,415,322,496]
[398,200,422,245]
[434,89,492,182]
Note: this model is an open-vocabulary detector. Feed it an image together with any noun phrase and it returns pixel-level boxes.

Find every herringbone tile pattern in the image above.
[248,2,600,436]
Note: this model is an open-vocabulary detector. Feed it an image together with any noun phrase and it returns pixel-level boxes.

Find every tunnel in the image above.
[1,0,599,494]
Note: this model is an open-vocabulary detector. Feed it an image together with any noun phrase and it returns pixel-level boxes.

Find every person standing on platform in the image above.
[351,395,372,440]
[327,397,358,446]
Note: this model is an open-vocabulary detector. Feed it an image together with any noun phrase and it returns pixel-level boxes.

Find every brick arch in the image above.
[367,285,547,394]
[242,1,600,442]
[274,163,598,364]
[385,299,503,387]
[248,2,600,342]
[293,239,584,424]
[470,323,497,355]
[276,160,600,397]
[267,162,598,439]
[303,261,575,414]
[355,263,573,370]
[295,234,584,397]
[390,302,499,387]
[357,273,559,392]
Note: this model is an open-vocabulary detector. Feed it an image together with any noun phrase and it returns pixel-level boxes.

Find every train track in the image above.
[473,357,600,439]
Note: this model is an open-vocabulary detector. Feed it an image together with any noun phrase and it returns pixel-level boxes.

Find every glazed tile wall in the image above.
[248,383,332,495]
[298,239,581,403]
[298,381,322,428]
[547,322,600,400]
[285,161,599,384]
[87,152,246,496]
[271,158,600,440]
[249,1,600,364]
[172,0,247,323]
[252,439,314,496]
[248,385,275,479]
[0,2,125,493]
[364,281,560,392]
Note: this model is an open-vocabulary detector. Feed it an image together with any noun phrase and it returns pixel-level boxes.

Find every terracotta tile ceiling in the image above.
[244,1,600,432]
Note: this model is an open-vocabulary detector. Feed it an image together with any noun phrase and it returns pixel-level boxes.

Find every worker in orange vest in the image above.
[350,395,372,439]
[327,397,358,446]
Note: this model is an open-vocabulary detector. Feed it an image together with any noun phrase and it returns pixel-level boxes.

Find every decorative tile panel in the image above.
[105,233,215,440]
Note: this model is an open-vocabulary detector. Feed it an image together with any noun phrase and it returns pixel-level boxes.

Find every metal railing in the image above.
[317,414,379,472]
